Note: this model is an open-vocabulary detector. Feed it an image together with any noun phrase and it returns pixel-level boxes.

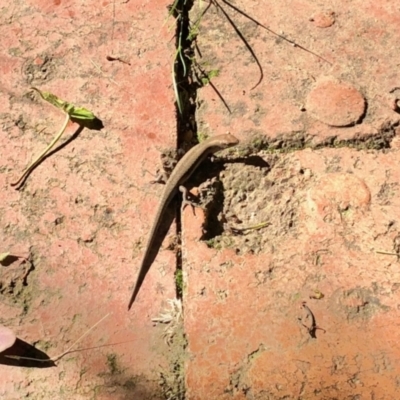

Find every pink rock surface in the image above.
[183,148,400,399]
[184,0,400,399]
[1,0,400,399]
[310,11,336,28]
[0,325,16,353]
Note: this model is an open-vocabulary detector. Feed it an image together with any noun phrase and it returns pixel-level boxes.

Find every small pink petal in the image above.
[0,325,17,353]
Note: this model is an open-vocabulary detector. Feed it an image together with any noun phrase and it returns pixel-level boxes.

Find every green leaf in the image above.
[200,69,220,86]
[31,87,96,121]
[63,105,96,121]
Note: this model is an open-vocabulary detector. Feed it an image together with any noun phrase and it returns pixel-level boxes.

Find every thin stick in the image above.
[212,0,264,90]
[90,59,120,86]
[220,0,331,65]
[172,49,183,115]
[111,0,115,41]
[230,221,270,233]
[5,313,110,363]
[10,113,70,187]
[376,250,398,256]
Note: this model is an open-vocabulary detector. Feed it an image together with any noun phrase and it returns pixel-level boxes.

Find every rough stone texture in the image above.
[190,0,400,147]
[184,148,400,400]
[185,0,400,399]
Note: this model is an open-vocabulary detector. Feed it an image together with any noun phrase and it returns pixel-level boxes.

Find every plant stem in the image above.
[11,113,70,187]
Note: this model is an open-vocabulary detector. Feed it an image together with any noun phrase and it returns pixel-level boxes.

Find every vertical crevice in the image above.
[171,0,197,301]
[172,0,197,148]
[169,3,198,399]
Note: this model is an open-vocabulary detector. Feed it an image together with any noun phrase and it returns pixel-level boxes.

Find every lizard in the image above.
[128,134,240,310]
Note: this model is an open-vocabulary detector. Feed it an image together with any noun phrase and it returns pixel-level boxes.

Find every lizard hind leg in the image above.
[179,185,205,214]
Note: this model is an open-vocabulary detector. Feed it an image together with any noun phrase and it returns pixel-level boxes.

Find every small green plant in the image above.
[168,0,209,114]
[11,87,98,188]
[196,131,209,143]
[31,87,96,121]
[106,353,121,375]
[175,270,184,295]
[200,68,220,86]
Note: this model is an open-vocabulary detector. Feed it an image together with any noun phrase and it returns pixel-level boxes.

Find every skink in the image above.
[128,134,239,309]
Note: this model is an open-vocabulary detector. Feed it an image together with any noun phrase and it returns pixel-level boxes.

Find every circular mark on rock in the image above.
[306,80,366,127]
[309,11,336,28]
[307,173,371,217]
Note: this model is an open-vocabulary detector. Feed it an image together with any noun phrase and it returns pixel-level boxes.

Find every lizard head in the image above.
[210,134,240,150]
